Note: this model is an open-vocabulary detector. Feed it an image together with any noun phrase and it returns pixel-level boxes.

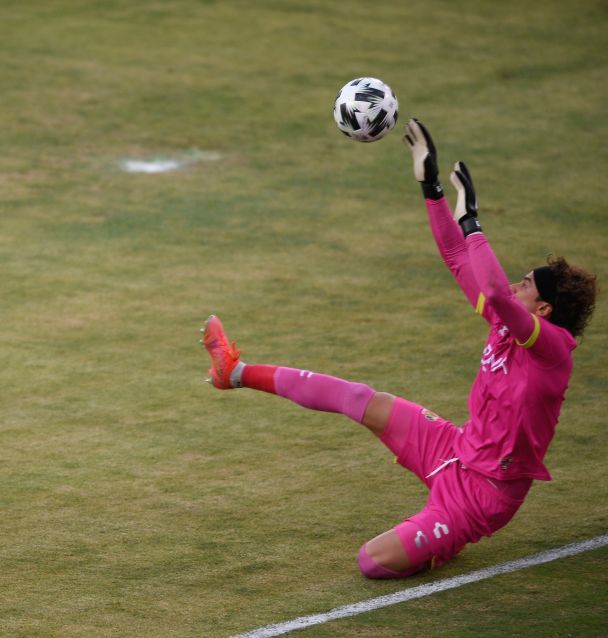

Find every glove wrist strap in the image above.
[421,181,444,200]
[460,216,482,237]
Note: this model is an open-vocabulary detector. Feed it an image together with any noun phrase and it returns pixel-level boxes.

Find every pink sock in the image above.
[241,365,375,424]
[275,367,375,424]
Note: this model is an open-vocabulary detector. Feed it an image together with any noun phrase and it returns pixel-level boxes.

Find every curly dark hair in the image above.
[545,256,597,337]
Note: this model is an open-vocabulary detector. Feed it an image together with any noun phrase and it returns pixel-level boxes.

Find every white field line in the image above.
[229,534,608,638]
[118,151,222,173]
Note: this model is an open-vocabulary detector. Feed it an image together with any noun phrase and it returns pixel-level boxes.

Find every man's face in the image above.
[510,271,547,314]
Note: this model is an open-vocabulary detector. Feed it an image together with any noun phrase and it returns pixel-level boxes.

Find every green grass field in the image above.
[1,1,607,636]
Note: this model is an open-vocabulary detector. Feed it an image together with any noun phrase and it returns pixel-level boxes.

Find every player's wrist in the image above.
[421,181,444,200]
[459,216,482,237]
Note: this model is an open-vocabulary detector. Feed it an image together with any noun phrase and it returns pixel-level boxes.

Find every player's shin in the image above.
[240,364,376,424]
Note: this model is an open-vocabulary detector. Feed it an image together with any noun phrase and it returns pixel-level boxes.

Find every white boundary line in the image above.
[229,534,608,638]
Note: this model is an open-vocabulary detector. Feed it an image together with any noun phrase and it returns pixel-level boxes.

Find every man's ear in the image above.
[536,302,553,319]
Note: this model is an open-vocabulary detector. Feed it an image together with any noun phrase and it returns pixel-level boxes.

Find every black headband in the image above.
[533,266,557,306]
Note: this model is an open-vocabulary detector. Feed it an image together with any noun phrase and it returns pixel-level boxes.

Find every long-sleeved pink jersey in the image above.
[426,197,576,481]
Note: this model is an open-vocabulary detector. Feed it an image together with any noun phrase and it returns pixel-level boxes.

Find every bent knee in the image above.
[361,392,397,436]
[358,544,424,580]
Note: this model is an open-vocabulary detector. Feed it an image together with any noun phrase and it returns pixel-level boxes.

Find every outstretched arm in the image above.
[451,162,570,361]
[403,119,482,310]
[425,198,482,310]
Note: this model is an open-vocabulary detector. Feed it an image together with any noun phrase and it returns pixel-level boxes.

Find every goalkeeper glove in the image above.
[450,161,482,237]
[403,118,443,200]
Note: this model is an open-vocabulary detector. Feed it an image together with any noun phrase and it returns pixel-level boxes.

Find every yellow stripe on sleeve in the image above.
[516,314,541,349]
[475,292,486,316]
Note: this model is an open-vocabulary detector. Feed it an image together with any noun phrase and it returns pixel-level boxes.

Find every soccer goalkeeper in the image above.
[200,118,597,579]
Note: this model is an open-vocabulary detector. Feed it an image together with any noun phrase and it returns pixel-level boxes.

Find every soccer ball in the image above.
[333,77,399,143]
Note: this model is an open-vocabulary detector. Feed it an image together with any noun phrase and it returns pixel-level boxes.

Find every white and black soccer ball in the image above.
[333,77,399,143]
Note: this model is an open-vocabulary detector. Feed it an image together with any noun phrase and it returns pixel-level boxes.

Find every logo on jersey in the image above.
[433,522,450,539]
[480,344,509,375]
[422,408,440,421]
[500,457,513,471]
[414,531,429,548]
[413,522,450,547]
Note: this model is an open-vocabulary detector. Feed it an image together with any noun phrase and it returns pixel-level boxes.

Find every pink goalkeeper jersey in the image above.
[426,197,577,481]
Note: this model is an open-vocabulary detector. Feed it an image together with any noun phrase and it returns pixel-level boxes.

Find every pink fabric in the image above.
[380,397,532,499]
[484,475,532,501]
[394,463,525,569]
[380,397,460,484]
[377,399,529,569]
[426,197,481,309]
[357,545,422,580]
[425,197,576,481]
[274,367,375,424]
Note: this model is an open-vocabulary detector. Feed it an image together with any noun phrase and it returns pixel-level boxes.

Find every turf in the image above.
[0,1,606,637]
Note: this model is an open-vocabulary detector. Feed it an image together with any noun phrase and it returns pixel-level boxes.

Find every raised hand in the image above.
[403,118,443,199]
[450,161,482,236]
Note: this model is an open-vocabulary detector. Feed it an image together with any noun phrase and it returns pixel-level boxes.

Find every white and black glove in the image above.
[450,161,482,237]
[403,118,443,200]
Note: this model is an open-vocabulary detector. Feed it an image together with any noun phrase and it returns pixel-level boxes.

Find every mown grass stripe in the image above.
[230,535,608,638]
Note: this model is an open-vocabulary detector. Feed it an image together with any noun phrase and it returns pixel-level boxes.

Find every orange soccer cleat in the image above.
[201,315,241,389]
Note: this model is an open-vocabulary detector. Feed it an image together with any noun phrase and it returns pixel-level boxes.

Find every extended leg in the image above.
[202,316,462,580]
[202,315,396,436]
